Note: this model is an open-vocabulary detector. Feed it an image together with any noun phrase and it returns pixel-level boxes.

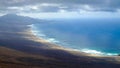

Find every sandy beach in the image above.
[0,14,120,68]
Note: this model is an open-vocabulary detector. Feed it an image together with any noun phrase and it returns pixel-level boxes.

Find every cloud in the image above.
[0,0,120,13]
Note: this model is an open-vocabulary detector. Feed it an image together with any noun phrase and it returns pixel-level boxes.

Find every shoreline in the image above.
[26,24,119,57]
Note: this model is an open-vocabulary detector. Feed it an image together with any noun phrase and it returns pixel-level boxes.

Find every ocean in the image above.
[31,18,120,56]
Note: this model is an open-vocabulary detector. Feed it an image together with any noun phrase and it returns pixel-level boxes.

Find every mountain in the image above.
[0,14,48,25]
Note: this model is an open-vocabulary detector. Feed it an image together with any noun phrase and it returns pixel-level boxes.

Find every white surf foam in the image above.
[46,38,60,43]
[81,48,118,56]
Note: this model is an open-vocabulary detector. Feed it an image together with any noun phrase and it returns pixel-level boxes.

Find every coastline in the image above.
[26,24,120,64]
[24,24,120,58]
[27,24,119,57]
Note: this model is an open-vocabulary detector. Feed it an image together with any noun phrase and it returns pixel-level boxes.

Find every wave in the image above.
[81,48,118,56]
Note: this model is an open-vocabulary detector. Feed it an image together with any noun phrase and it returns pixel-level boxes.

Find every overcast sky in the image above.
[0,0,120,19]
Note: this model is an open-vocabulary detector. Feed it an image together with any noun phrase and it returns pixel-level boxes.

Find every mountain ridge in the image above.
[0,14,47,25]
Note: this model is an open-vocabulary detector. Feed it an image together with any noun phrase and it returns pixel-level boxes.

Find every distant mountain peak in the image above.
[1,14,22,18]
[0,13,44,24]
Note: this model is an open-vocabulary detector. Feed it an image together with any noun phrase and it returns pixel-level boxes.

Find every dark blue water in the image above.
[31,18,120,55]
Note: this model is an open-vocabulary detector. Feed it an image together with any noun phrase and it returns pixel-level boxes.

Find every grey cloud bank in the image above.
[0,0,120,13]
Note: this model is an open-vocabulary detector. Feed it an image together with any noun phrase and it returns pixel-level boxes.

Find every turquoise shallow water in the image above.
[31,18,120,56]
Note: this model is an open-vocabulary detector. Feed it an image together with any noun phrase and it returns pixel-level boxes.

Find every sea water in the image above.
[31,18,120,56]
